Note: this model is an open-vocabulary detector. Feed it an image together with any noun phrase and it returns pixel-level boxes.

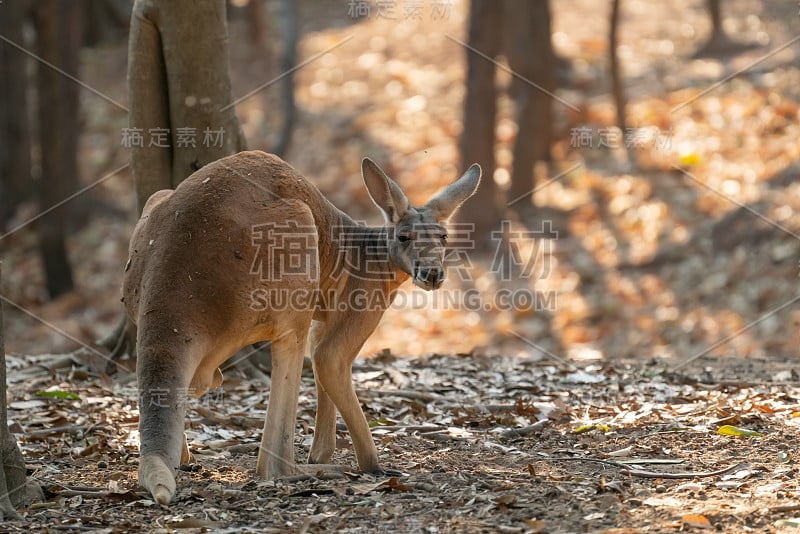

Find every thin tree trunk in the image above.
[457,0,503,250]
[0,0,32,229]
[34,0,81,298]
[707,0,724,42]
[506,0,556,208]
[247,0,266,49]
[693,0,737,57]
[609,0,634,164]
[0,263,26,520]
[272,0,298,158]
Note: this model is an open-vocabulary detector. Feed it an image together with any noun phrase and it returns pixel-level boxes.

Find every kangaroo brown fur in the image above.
[123,151,480,504]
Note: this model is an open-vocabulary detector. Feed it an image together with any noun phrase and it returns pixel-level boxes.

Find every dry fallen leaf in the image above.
[717,425,763,437]
[682,514,713,529]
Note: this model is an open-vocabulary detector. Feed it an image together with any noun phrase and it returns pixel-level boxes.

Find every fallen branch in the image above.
[364,390,444,403]
[420,431,467,442]
[52,489,110,498]
[45,483,142,499]
[623,463,746,479]
[280,471,346,483]
[770,503,800,514]
[541,457,748,479]
[27,425,85,439]
[193,406,263,429]
[501,420,548,439]
[372,425,444,433]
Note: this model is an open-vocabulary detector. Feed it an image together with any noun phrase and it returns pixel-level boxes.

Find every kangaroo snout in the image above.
[414,265,445,290]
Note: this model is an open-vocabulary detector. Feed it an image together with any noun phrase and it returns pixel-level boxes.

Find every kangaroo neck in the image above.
[319,213,409,294]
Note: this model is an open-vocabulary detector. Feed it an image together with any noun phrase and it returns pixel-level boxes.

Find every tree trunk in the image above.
[0,263,27,520]
[0,0,33,229]
[246,0,266,49]
[609,0,629,158]
[693,0,747,58]
[34,0,81,298]
[506,0,556,209]
[609,0,636,165]
[272,0,298,158]
[457,0,503,251]
[707,0,724,43]
[128,0,246,212]
[105,0,249,366]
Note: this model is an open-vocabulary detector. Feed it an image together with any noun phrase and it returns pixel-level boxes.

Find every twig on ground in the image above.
[624,463,747,479]
[373,425,444,433]
[501,420,548,439]
[193,406,263,429]
[540,457,748,479]
[27,425,85,438]
[770,503,800,513]
[364,389,443,403]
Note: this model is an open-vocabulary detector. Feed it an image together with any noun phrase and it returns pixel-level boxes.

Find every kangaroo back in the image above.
[124,151,481,504]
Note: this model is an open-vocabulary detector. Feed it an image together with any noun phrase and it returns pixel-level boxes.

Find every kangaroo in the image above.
[123,151,481,504]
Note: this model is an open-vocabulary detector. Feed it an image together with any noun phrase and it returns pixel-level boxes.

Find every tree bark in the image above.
[104,0,249,365]
[128,0,246,212]
[0,0,33,229]
[246,0,266,49]
[0,263,27,520]
[707,0,724,43]
[693,0,755,59]
[457,0,503,250]
[506,0,556,208]
[609,0,625,141]
[272,0,298,158]
[694,0,734,56]
[34,0,81,298]
[609,0,635,165]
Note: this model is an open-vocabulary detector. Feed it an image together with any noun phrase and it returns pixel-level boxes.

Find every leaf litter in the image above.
[3,350,799,532]
[1,0,800,532]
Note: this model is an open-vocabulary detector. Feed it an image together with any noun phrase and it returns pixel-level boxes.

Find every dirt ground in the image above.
[2,0,800,532]
[4,351,800,533]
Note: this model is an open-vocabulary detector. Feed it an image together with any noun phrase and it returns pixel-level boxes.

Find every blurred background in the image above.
[1,0,799,367]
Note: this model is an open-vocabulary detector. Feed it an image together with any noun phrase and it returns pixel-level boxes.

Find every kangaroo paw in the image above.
[139,455,176,505]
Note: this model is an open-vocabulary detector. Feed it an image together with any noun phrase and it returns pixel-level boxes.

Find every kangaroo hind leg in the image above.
[256,324,309,479]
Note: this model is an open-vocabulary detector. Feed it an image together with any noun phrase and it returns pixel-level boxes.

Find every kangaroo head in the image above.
[361,158,481,290]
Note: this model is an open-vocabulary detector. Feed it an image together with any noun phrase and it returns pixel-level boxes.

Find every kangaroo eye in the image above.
[441,234,448,242]
[398,235,411,243]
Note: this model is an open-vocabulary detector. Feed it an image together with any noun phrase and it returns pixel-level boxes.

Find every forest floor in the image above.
[2,0,800,532]
[4,351,800,533]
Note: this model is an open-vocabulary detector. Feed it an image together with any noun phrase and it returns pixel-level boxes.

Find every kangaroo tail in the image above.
[137,344,192,505]
[139,454,176,505]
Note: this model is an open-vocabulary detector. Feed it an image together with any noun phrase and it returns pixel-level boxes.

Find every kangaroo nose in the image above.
[418,267,445,288]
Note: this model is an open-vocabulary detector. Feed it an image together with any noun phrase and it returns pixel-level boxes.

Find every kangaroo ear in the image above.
[425,164,482,221]
[362,158,410,224]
